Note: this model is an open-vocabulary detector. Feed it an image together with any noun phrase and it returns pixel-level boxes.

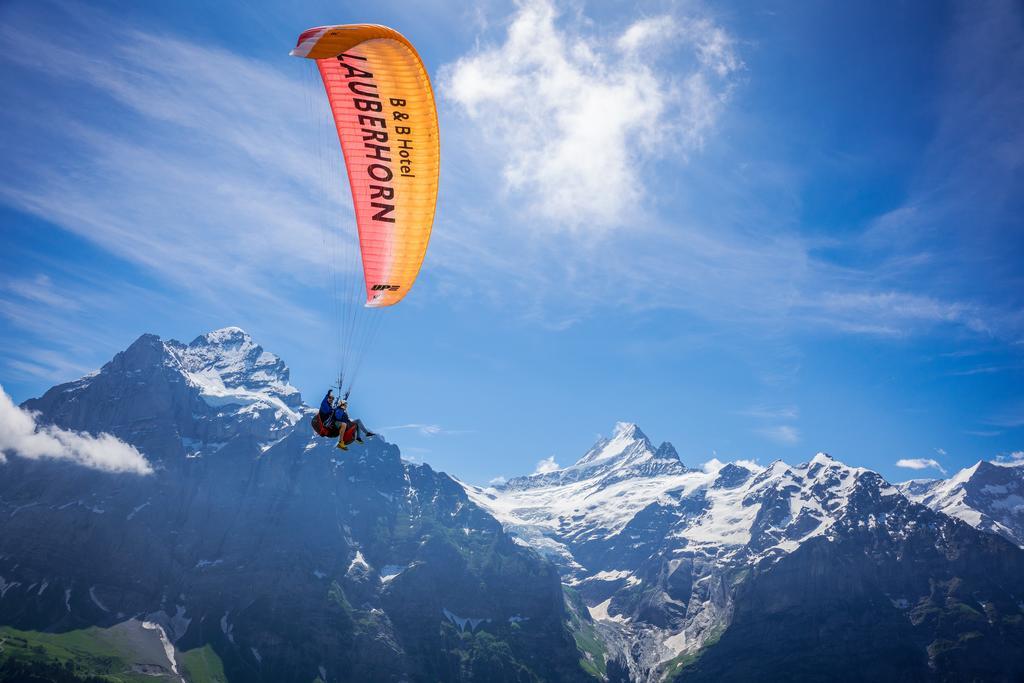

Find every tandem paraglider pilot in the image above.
[311,390,375,450]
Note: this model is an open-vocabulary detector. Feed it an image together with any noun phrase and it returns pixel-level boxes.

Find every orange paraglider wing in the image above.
[292,25,439,307]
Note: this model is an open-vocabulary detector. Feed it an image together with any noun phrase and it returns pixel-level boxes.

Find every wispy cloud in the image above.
[1,0,1019,367]
[1,352,96,385]
[986,402,1024,429]
[0,3,346,312]
[994,451,1024,466]
[0,261,179,385]
[741,404,801,447]
[533,455,560,474]
[896,458,947,475]
[431,0,1016,345]
[947,365,1020,377]
[830,1,1024,344]
[0,384,152,474]
[4,274,79,311]
[801,291,992,338]
[757,425,800,445]
[737,405,800,420]
[383,423,471,437]
[441,0,741,231]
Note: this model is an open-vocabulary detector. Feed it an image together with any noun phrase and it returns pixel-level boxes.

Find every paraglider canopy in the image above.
[292,24,439,308]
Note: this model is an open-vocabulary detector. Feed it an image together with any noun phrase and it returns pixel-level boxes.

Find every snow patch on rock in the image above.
[443,608,491,632]
[141,620,180,679]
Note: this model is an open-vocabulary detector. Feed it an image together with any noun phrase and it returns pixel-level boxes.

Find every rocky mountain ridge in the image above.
[900,458,1024,548]
[465,423,1024,681]
[0,328,588,683]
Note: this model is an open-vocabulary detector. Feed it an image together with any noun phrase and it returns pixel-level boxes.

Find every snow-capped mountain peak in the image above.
[192,325,248,344]
[164,327,302,433]
[500,421,684,493]
[809,451,836,466]
[463,425,930,676]
[172,328,297,408]
[575,422,653,467]
[470,425,891,575]
[181,326,289,388]
[901,458,1024,547]
[23,328,305,459]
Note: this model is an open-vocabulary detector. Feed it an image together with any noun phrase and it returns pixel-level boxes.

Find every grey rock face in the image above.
[683,487,1024,682]
[0,329,587,683]
[22,328,303,463]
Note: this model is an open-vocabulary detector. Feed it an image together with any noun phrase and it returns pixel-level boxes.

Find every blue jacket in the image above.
[334,406,350,425]
[319,393,334,420]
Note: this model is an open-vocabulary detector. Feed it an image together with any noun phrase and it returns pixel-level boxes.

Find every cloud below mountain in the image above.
[0,384,152,474]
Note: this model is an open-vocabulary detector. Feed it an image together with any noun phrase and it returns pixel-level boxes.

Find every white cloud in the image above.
[994,451,1024,466]
[441,0,741,230]
[701,457,725,474]
[757,425,800,445]
[383,423,470,437]
[0,384,152,475]
[935,447,947,456]
[703,456,764,474]
[896,458,947,475]
[488,475,507,486]
[533,455,560,474]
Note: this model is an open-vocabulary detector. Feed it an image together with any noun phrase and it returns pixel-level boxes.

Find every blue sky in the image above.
[1,0,1021,485]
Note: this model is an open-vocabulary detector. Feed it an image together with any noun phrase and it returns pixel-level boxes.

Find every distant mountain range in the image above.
[465,422,1024,681]
[1,328,1022,682]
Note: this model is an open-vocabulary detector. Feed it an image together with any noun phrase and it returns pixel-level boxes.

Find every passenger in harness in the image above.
[311,390,341,437]
[310,390,375,450]
[330,397,375,450]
